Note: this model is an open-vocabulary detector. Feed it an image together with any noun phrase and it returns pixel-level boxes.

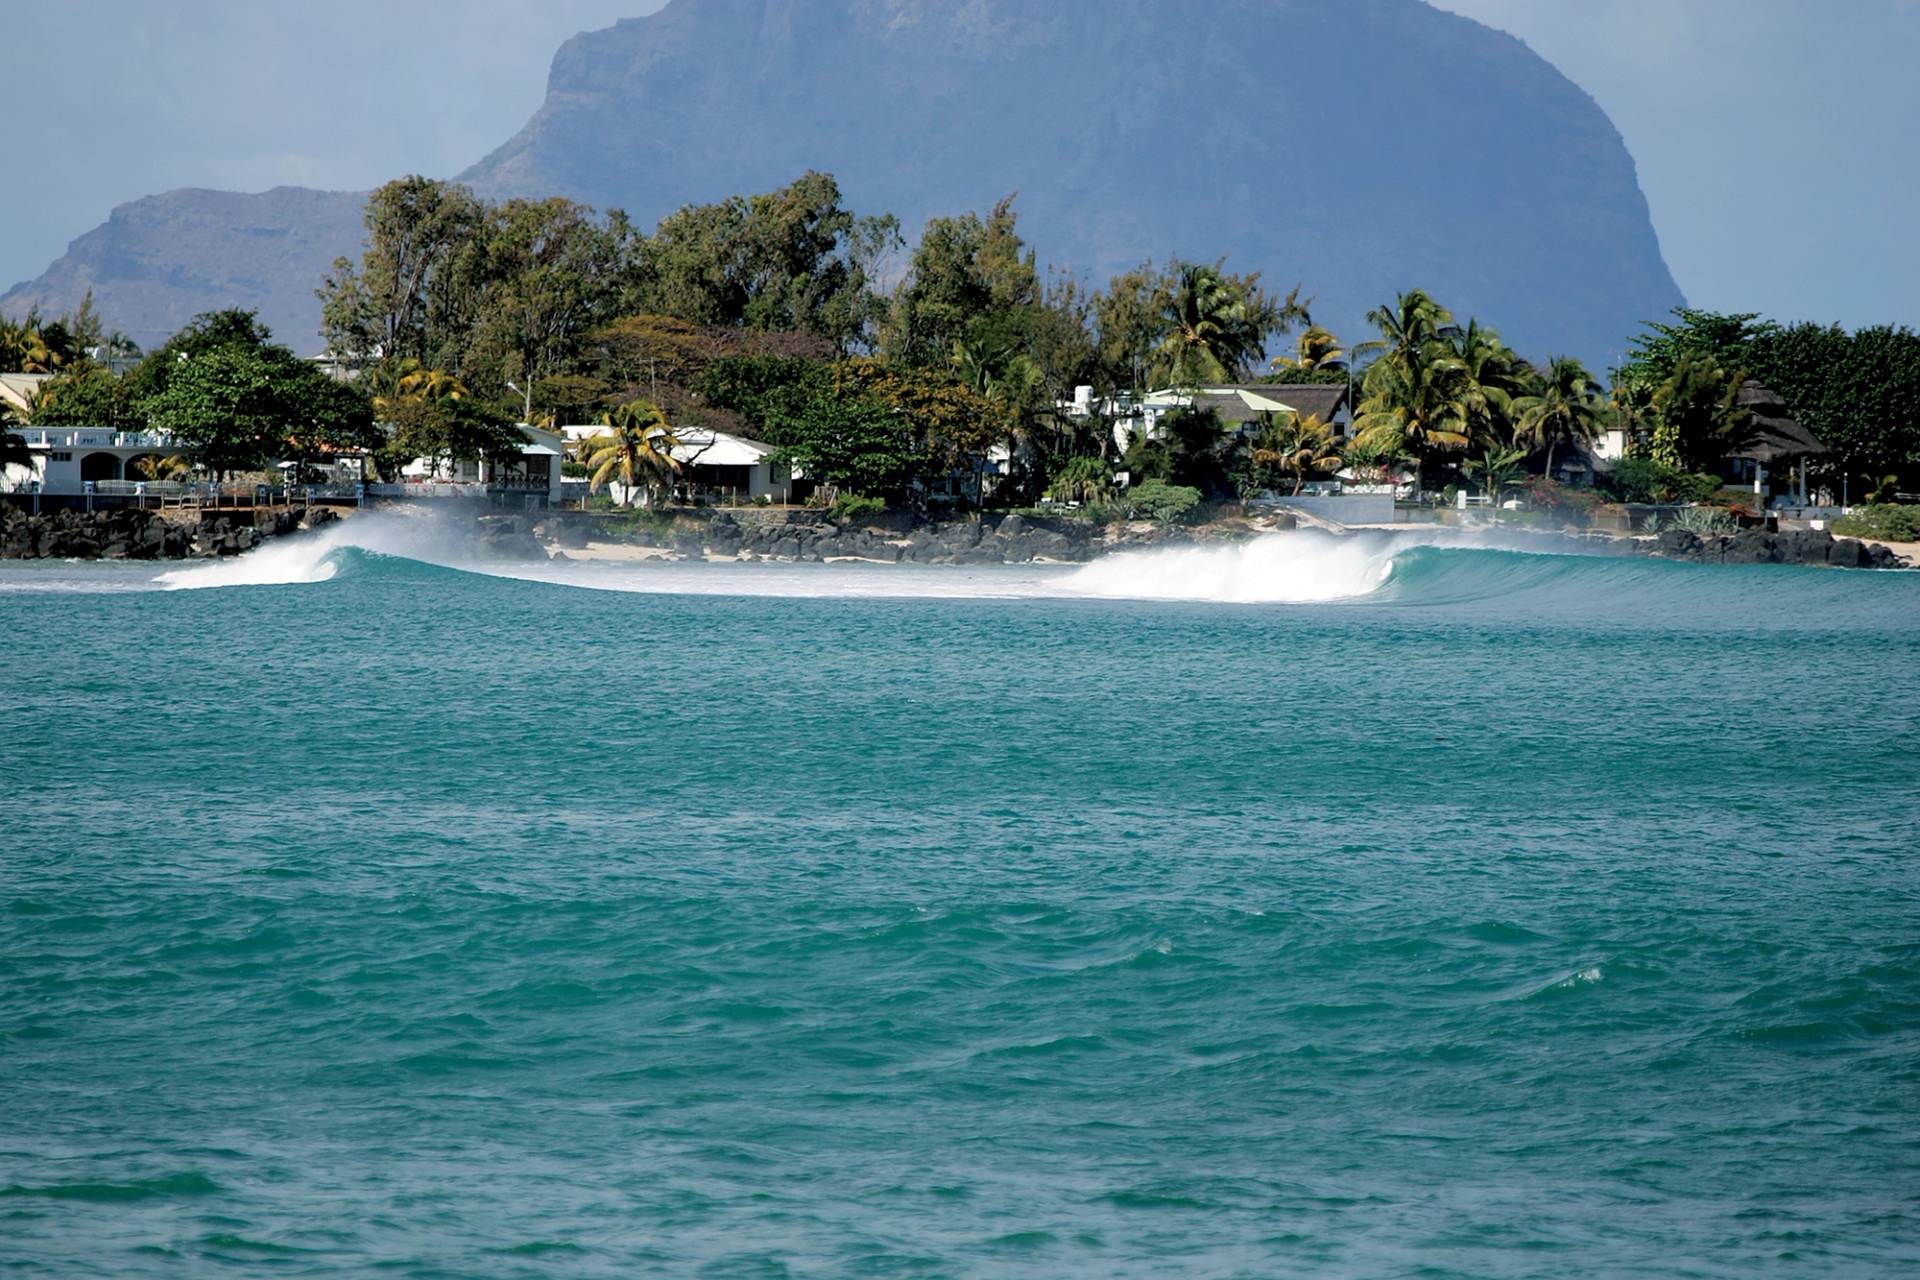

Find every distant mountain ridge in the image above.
[1,188,365,353]
[3,0,1683,363]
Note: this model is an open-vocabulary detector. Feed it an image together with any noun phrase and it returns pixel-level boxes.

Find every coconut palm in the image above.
[1351,352,1475,465]
[1512,356,1606,478]
[1152,263,1276,388]
[1043,455,1114,505]
[129,453,192,482]
[583,399,682,508]
[1463,445,1528,507]
[1449,319,1529,447]
[1251,411,1344,496]
[1270,325,1347,373]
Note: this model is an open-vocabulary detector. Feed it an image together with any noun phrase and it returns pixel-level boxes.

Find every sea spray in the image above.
[1057,531,1404,604]
[157,507,503,591]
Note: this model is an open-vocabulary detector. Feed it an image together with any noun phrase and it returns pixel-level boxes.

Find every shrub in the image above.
[829,492,887,524]
[1608,457,1724,504]
[1833,503,1920,542]
[1126,479,1204,525]
[1652,506,1741,536]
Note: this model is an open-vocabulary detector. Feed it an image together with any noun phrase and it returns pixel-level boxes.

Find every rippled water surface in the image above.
[3,528,1917,1277]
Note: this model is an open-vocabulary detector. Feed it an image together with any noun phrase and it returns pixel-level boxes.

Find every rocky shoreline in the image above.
[1,502,1909,571]
[0,504,342,560]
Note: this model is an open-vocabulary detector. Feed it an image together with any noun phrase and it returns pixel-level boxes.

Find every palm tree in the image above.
[1353,289,1457,370]
[583,399,682,508]
[1270,325,1347,373]
[1463,445,1528,507]
[1152,262,1274,388]
[1449,319,1529,448]
[1351,352,1475,466]
[1650,352,1750,473]
[1251,411,1344,496]
[1512,356,1606,479]
[1043,455,1115,505]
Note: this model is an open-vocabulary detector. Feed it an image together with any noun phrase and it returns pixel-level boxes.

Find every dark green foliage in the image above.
[132,313,377,476]
[696,356,831,429]
[1745,322,1920,492]
[1620,308,1920,491]
[1105,479,1203,525]
[1606,457,1725,505]
[1831,504,1920,542]
[828,493,887,524]
[27,368,137,429]
[1120,408,1241,499]
[764,394,918,499]
[636,171,897,350]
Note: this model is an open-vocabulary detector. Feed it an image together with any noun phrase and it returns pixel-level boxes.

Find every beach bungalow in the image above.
[1725,380,1826,503]
[670,428,797,504]
[398,424,565,507]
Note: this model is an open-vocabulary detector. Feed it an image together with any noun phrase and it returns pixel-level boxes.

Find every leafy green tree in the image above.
[25,368,137,429]
[124,310,278,405]
[1512,356,1606,477]
[1647,352,1750,473]
[1618,308,1771,389]
[764,393,919,499]
[1746,321,1920,493]
[886,197,1039,370]
[638,171,896,350]
[319,176,488,368]
[139,344,374,478]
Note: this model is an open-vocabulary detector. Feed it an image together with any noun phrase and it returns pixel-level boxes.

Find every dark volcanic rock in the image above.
[1651,526,1903,570]
[9,0,1680,364]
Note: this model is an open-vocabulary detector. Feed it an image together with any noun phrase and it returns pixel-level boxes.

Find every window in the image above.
[51,452,71,462]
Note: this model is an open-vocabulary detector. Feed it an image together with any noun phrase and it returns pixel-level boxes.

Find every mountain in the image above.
[0,187,366,354]
[4,0,1682,364]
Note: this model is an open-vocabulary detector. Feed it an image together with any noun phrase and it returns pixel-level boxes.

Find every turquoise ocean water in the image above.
[3,520,1917,1277]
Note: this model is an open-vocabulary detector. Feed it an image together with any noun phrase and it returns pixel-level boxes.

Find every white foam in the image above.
[156,508,484,591]
[1056,531,1402,604]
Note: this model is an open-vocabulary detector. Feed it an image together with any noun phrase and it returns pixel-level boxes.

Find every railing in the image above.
[367,483,488,499]
[17,429,179,449]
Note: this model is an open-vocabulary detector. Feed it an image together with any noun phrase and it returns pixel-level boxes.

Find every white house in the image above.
[1,426,194,497]
[1057,382,1351,454]
[561,424,798,504]
[398,424,565,506]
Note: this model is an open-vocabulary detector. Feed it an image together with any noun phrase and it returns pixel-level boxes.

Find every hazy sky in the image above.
[4,0,1915,331]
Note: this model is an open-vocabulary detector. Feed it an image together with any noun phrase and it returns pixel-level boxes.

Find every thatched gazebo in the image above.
[1731,380,1827,503]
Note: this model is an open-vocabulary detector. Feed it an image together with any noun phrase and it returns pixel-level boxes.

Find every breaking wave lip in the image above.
[148,514,1630,607]
[156,508,510,591]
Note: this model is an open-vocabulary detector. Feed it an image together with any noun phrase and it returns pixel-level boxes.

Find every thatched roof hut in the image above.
[1732,380,1827,462]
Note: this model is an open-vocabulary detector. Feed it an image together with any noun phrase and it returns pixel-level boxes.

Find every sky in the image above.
[3,0,1915,331]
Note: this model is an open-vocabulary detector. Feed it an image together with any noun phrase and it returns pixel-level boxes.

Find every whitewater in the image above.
[4,516,1917,1276]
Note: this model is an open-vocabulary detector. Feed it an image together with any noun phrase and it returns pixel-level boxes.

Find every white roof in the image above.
[670,429,775,468]
[519,444,560,457]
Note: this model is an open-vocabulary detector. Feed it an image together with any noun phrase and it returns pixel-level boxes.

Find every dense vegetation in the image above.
[4,172,1917,512]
